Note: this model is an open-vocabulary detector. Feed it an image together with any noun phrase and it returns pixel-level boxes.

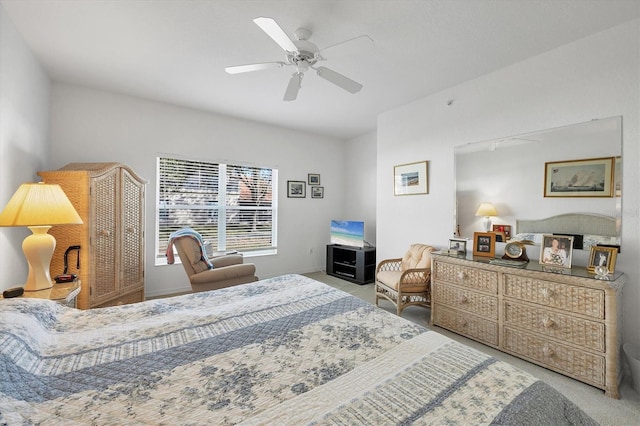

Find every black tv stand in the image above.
[326,244,376,285]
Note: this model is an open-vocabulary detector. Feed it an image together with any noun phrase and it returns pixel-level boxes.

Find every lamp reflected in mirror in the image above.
[475,202,497,232]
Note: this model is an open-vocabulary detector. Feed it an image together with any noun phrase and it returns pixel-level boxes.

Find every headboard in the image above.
[516,213,619,238]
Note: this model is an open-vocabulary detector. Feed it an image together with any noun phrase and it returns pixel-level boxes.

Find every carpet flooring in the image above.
[303,271,640,426]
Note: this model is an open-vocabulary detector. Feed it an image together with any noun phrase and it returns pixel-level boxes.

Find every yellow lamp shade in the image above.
[0,182,82,226]
[475,202,498,217]
[0,182,82,291]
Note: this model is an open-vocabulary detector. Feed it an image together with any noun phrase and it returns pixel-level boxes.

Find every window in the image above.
[156,157,277,264]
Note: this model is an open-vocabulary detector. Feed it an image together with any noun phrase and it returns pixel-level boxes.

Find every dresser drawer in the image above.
[432,282,498,319]
[433,305,498,346]
[503,327,605,387]
[504,301,605,352]
[433,261,498,294]
[503,274,604,319]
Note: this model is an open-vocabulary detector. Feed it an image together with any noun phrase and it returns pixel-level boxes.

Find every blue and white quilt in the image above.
[0,274,595,425]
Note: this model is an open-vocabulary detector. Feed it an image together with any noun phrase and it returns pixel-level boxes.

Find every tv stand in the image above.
[326,244,376,285]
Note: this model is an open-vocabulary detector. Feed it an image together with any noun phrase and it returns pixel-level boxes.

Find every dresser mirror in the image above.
[455,116,622,250]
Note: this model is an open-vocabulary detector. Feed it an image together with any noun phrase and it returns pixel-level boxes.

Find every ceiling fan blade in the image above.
[225,62,286,74]
[318,34,374,60]
[253,17,298,53]
[283,72,303,101]
[314,66,363,94]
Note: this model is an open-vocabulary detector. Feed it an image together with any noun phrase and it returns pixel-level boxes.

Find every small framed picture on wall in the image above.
[287,180,306,198]
[311,186,324,199]
[308,174,320,185]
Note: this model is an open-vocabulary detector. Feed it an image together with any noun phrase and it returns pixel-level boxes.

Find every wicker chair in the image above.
[375,244,435,315]
[173,236,258,292]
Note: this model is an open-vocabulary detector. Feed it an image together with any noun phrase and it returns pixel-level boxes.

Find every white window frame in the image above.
[155,156,278,265]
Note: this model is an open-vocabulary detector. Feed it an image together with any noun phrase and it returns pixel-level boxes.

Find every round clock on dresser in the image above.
[502,241,529,261]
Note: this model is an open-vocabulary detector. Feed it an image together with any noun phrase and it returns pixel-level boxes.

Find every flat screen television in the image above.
[330,220,365,248]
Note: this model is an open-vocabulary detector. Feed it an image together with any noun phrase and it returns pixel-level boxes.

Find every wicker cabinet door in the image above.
[120,168,145,294]
[90,169,119,305]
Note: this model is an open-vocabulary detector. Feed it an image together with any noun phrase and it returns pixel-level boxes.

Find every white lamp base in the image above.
[22,225,55,291]
[481,217,492,232]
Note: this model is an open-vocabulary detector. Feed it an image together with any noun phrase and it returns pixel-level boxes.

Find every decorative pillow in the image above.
[583,235,621,250]
[510,233,543,245]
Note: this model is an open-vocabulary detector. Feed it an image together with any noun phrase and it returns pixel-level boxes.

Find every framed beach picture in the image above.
[287,180,306,198]
[539,234,574,268]
[544,157,615,197]
[308,173,320,185]
[472,232,495,258]
[394,161,428,195]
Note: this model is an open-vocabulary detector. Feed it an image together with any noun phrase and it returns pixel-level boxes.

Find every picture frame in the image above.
[492,224,512,240]
[472,232,495,258]
[311,186,324,199]
[308,173,320,185]
[492,231,507,243]
[394,161,428,196]
[539,234,574,268]
[544,157,615,198]
[587,246,618,274]
[287,180,306,198]
[448,238,467,256]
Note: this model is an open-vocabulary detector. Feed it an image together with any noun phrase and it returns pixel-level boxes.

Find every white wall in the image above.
[0,6,51,290]
[343,131,377,248]
[48,84,346,297]
[377,21,640,348]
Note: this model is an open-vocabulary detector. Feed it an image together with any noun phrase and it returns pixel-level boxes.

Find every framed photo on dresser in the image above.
[587,246,617,273]
[448,238,467,256]
[539,234,574,268]
[473,232,495,258]
[492,224,511,240]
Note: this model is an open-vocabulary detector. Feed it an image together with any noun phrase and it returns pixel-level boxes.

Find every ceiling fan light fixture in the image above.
[227,17,369,101]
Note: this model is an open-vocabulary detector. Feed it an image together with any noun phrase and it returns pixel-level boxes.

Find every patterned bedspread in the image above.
[1,274,596,425]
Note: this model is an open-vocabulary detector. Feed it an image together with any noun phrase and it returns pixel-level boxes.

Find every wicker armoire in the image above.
[38,163,146,309]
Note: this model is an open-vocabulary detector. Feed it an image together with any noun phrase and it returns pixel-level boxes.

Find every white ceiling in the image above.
[2,0,638,140]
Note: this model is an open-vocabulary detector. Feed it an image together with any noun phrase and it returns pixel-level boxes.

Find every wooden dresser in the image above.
[431,252,625,398]
[38,163,146,309]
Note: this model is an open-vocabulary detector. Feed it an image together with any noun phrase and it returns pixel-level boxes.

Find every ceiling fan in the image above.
[225,17,372,101]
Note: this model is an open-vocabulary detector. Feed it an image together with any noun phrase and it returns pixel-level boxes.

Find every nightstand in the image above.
[20,281,81,308]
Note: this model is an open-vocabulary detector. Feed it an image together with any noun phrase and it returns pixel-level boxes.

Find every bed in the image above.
[514,213,620,249]
[1,274,596,425]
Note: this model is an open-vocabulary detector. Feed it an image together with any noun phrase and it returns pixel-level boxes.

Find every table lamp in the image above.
[0,182,83,291]
[475,202,497,232]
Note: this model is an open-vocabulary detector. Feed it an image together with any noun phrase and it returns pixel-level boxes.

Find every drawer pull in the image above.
[542,344,555,357]
[458,294,468,304]
[542,318,555,329]
[456,271,468,280]
[541,288,554,298]
[99,230,111,237]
